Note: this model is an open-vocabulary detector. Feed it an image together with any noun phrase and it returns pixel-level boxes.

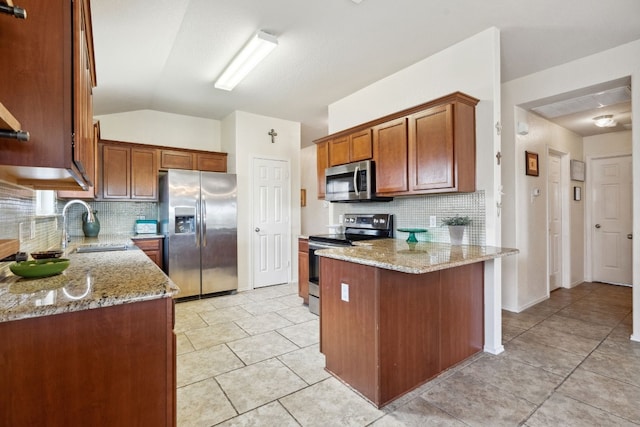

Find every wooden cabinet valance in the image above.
[160,148,227,173]
[315,92,478,199]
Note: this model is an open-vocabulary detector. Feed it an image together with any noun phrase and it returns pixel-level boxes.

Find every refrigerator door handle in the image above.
[195,195,201,248]
[202,194,207,247]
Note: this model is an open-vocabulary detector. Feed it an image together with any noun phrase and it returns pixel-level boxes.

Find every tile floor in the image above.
[175,282,638,426]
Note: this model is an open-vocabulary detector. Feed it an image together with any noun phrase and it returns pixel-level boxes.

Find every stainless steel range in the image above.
[307,213,393,315]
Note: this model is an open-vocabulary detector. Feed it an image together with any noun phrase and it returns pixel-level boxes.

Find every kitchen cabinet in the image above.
[372,118,409,194]
[328,129,372,167]
[320,256,483,407]
[315,92,478,198]
[160,148,227,172]
[1,298,176,426]
[134,237,164,270]
[57,121,100,199]
[316,141,329,199]
[100,141,158,201]
[0,0,96,190]
[298,237,309,304]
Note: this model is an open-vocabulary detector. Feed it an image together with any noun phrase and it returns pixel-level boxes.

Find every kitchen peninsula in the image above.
[317,239,517,408]
[0,242,178,426]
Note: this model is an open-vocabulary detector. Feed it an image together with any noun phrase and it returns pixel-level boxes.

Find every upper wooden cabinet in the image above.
[57,122,100,199]
[100,141,157,201]
[328,129,373,167]
[316,141,329,199]
[0,0,96,190]
[160,148,227,172]
[315,92,478,199]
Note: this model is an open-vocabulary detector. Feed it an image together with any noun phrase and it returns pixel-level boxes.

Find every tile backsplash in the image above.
[332,191,485,245]
[57,200,158,237]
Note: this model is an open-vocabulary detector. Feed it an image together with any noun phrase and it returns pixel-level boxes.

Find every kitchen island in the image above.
[0,240,179,426]
[317,239,517,408]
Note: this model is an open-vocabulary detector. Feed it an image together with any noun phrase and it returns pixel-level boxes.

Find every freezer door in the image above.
[200,172,238,294]
[166,169,202,298]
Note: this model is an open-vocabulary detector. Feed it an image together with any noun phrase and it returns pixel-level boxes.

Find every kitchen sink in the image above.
[74,243,129,253]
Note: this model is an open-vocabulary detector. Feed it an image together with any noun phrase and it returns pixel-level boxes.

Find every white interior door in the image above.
[591,155,632,285]
[253,158,290,288]
[548,153,563,291]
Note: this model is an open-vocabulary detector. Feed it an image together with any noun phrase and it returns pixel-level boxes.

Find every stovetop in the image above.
[309,214,393,245]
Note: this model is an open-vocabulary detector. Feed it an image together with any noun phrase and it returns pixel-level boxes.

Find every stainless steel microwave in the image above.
[324,160,392,202]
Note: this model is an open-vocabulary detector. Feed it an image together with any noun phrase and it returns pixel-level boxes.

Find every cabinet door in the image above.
[409,104,454,191]
[350,129,372,162]
[160,149,194,170]
[197,152,227,172]
[298,239,309,304]
[328,136,350,167]
[135,238,163,269]
[131,147,158,200]
[102,145,131,199]
[316,141,329,199]
[373,118,408,194]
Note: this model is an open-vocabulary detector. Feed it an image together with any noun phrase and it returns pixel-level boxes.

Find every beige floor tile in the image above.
[235,312,294,335]
[216,358,307,414]
[537,314,613,341]
[526,393,637,427]
[177,344,244,387]
[209,293,255,308]
[216,401,299,427]
[274,292,306,308]
[459,355,563,404]
[580,348,640,388]
[277,319,320,347]
[277,305,318,324]
[502,337,584,377]
[227,331,299,365]
[421,371,536,427]
[556,304,628,327]
[502,323,526,343]
[240,299,291,315]
[371,396,467,426]
[519,322,601,356]
[174,298,217,313]
[176,332,195,355]
[185,321,248,350]
[174,310,207,334]
[280,377,384,426]
[501,310,547,330]
[198,305,254,325]
[278,343,331,385]
[558,367,640,423]
[177,377,237,426]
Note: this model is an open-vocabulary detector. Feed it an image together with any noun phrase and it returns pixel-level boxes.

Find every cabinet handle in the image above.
[0,129,29,141]
[628,234,633,240]
[0,4,27,19]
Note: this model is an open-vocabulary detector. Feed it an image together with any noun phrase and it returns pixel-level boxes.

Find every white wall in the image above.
[95,109,221,151]
[507,108,584,310]
[224,111,301,292]
[584,130,632,157]
[327,27,505,354]
[501,38,640,341]
[300,145,329,236]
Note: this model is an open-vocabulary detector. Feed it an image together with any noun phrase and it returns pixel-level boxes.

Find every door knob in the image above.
[255,227,260,232]
[628,234,633,240]
[595,224,601,229]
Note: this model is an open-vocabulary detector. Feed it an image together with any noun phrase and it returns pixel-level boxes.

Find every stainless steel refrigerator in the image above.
[159,169,238,299]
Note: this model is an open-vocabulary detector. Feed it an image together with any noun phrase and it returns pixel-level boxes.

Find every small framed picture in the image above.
[570,160,585,182]
[574,186,581,201]
[525,151,539,176]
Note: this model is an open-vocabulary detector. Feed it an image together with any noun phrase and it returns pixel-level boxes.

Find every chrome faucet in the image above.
[61,199,95,250]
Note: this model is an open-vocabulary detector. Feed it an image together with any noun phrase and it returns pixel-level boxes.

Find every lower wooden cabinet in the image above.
[134,237,164,270]
[0,298,176,426]
[298,238,309,304]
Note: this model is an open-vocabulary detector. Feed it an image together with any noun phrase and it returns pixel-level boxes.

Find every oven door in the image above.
[308,240,349,315]
[325,161,372,202]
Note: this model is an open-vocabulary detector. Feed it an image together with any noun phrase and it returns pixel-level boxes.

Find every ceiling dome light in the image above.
[593,114,617,127]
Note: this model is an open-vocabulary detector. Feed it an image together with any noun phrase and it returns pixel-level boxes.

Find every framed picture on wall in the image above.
[525,151,539,176]
[570,160,585,181]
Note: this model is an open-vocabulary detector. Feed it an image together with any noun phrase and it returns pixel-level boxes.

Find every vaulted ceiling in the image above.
[91,0,640,146]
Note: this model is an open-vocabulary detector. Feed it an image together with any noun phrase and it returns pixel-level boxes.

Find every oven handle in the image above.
[353,165,360,196]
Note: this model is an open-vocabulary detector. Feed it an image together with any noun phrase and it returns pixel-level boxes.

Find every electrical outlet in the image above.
[341,283,349,302]
[429,216,437,228]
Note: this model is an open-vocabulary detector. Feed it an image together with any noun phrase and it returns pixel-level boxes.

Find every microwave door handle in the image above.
[353,166,360,196]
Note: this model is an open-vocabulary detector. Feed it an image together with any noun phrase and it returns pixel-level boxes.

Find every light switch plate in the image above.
[341,283,349,302]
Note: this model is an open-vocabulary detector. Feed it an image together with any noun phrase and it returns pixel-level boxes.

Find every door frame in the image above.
[585,152,633,283]
[546,148,571,291]
[250,156,292,290]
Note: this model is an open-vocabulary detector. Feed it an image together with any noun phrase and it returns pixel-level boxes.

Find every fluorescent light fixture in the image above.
[214,30,278,91]
[593,114,617,127]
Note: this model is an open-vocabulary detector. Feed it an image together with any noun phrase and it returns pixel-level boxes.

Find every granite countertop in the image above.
[0,235,178,323]
[316,239,518,274]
